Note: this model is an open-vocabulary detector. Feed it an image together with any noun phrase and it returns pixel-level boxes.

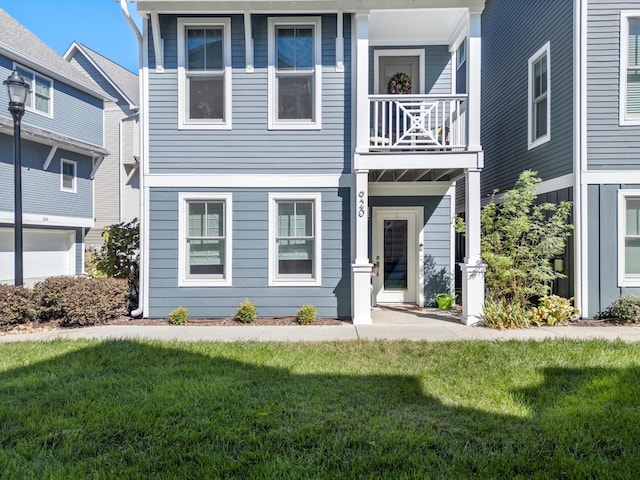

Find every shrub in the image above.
[296,304,317,325]
[435,293,457,310]
[33,276,82,321]
[60,277,128,327]
[0,285,36,329]
[236,298,257,323]
[530,295,579,326]
[169,306,189,325]
[483,297,531,329]
[608,295,640,323]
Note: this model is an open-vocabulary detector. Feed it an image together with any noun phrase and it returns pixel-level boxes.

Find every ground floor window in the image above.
[618,190,640,286]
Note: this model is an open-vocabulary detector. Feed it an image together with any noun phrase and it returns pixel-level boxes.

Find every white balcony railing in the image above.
[368,94,468,152]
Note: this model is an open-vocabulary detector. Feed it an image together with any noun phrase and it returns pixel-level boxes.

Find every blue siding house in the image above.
[481,0,640,318]
[127,0,487,324]
[0,8,109,284]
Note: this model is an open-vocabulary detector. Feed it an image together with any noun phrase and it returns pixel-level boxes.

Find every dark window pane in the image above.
[278,75,313,120]
[535,99,547,139]
[278,239,313,275]
[205,28,224,69]
[189,239,224,275]
[295,28,313,69]
[189,76,224,119]
[277,28,295,69]
[383,220,408,290]
[187,28,206,70]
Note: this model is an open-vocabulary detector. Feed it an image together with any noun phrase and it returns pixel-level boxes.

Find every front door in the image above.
[372,208,421,304]
[378,55,420,94]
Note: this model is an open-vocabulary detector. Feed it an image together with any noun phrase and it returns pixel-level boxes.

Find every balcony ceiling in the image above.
[369,9,467,46]
[368,168,464,183]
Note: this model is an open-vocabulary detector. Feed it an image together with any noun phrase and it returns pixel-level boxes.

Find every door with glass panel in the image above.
[372,208,419,304]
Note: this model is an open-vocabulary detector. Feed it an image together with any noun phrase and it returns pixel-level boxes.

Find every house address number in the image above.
[358,191,366,217]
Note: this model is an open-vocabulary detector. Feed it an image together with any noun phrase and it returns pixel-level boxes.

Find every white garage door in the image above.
[0,228,75,284]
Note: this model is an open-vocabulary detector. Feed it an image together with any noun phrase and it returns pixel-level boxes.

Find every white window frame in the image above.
[620,11,640,125]
[456,40,466,68]
[618,189,640,286]
[60,159,77,193]
[178,192,233,287]
[14,63,53,117]
[268,193,322,286]
[527,42,551,149]
[177,17,232,130]
[267,17,322,130]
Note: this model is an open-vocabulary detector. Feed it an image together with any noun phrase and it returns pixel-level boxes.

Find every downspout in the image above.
[119,0,144,317]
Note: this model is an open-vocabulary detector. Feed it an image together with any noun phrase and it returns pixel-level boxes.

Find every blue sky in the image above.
[0,0,143,73]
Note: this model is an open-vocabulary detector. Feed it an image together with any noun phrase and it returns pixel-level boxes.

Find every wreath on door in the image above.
[387,72,412,94]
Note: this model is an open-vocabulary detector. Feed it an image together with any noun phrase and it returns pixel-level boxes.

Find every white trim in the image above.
[336,12,344,72]
[268,192,322,286]
[13,63,54,118]
[536,173,574,194]
[0,211,93,228]
[244,13,254,73]
[617,189,640,286]
[582,170,640,184]
[145,173,350,188]
[60,158,77,193]
[369,182,452,197]
[373,49,426,94]
[151,13,164,73]
[43,145,57,170]
[268,16,322,130]
[619,11,640,125]
[177,17,232,130]
[178,192,233,287]
[527,41,551,149]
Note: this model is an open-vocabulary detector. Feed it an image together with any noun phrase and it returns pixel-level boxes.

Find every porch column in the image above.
[354,12,370,153]
[467,12,482,151]
[461,168,486,325]
[352,168,372,325]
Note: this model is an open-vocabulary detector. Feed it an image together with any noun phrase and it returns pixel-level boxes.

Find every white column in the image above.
[352,168,372,325]
[355,13,370,153]
[461,168,485,325]
[467,12,481,151]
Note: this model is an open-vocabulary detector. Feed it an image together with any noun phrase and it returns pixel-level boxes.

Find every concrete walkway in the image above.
[1,308,639,343]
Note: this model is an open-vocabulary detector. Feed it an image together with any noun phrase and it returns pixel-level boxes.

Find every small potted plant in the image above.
[435,293,457,310]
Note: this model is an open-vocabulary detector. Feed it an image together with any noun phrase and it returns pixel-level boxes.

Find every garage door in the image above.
[0,229,75,284]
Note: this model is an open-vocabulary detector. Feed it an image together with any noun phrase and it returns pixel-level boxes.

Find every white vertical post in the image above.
[355,13,370,153]
[461,168,485,325]
[336,12,344,72]
[352,168,372,325]
[467,12,481,151]
[244,13,254,73]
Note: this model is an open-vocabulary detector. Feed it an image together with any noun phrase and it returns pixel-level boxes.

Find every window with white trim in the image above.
[177,18,232,129]
[620,12,640,125]
[528,42,550,149]
[268,17,322,129]
[618,190,640,286]
[456,40,466,67]
[15,65,52,116]
[178,193,232,286]
[60,159,76,192]
[268,193,321,286]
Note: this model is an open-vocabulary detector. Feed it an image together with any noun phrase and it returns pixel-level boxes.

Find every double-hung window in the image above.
[15,65,52,116]
[60,159,76,192]
[620,12,640,124]
[178,193,232,286]
[618,190,640,286]
[269,193,321,286]
[268,17,322,129]
[528,42,550,149]
[177,18,232,129]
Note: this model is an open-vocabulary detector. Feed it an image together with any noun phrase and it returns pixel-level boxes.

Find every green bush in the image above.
[530,295,579,326]
[33,276,82,321]
[0,285,37,329]
[483,297,531,329]
[608,295,640,323]
[296,304,317,325]
[435,293,457,310]
[169,306,189,325]
[236,298,257,323]
[60,277,128,327]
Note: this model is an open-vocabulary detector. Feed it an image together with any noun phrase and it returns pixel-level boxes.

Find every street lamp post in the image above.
[4,70,30,286]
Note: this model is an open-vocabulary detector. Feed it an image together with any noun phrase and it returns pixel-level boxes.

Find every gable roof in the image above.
[65,42,139,108]
[0,8,110,100]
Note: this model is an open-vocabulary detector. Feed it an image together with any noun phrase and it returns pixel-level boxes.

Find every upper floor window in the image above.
[620,12,640,125]
[268,17,322,130]
[456,40,466,68]
[618,190,640,286]
[177,18,232,130]
[528,42,551,149]
[15,65,52,117]
[60,159,76,193]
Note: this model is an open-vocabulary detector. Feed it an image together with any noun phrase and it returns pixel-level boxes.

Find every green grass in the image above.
[0,339,639,479]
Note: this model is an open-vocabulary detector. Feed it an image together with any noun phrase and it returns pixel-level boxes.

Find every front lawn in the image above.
[0,340,638,478]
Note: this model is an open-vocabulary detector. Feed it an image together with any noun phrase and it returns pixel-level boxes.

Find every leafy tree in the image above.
[481,170,573,306]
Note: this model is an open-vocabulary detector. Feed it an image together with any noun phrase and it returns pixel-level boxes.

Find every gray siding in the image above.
[456,59,466,95]
[0,56,104,147]
[147,14,352,174]
[587,1,640,170]
[0,134,93,219]
[481,0,574,196]
[587,183,640,318]
[147,187,351,318]
[369,195,452,306]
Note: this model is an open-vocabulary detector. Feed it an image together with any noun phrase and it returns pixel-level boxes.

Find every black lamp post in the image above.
[4,70,29,286]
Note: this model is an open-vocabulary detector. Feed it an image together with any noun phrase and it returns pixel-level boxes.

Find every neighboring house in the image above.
[480,0,640,318]
[0,8,110,285]
[126,0,486,324]
[64,42,140,247]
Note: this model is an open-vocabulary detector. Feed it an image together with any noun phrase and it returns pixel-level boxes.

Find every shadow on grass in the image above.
[0,341,638,478]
